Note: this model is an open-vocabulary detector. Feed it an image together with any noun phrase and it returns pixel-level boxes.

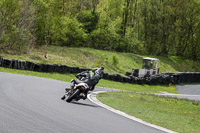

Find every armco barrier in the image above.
[0,57,200,85]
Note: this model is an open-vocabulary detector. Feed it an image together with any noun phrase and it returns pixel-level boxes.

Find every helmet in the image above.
[100,66,104,70]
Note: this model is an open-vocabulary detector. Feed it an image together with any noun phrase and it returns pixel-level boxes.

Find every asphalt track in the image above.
[0,72,164,133]
[0,72,199,133]
[175,84,200,95]
[160,85,200,101]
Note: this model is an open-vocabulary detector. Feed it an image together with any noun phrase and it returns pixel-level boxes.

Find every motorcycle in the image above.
[61,67,104,102]
[61,80,90,102]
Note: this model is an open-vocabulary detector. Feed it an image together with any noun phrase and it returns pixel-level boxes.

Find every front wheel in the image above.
[66,89,80,102]
[61,95,66,100]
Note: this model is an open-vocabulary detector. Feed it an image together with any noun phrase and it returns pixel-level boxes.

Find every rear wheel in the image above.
[66,89,80,102]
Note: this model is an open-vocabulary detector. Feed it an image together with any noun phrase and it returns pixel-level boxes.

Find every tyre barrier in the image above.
[0,57,90,73]
[102,72,200,85]
[0,57,200,85]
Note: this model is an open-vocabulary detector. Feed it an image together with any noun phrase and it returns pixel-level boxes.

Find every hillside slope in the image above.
[1,46,200,75]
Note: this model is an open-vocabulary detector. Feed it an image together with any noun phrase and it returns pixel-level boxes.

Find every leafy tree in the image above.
[0,0,35,53]
[0,0,200,60]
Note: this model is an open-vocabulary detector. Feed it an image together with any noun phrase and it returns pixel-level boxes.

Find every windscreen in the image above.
[142,59,154,69]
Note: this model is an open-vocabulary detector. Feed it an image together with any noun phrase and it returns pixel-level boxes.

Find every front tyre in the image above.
[66,89,80,102]
[61,95,66,100]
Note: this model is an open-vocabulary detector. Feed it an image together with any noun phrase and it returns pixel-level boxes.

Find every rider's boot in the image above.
[83,90,89,100]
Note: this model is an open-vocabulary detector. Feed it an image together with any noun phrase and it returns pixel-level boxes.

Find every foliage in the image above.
[0,0,200,60]
[77,10,99,33]
[0,0,35,53]
[111,54,119,66]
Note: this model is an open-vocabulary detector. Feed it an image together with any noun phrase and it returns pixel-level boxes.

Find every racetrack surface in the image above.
[161,85,200,101]
[175,84,200,95]
[0,72,164,133]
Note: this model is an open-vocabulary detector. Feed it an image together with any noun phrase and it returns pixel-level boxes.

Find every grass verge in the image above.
[97,92,200,133]
[1,46,200,75]
[0,67,178,94]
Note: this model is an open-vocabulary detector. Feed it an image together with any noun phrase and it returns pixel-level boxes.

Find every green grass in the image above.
[97,92,200,133]
[98,79,178,94]
[1,46,200,76]
[0,67,178,94]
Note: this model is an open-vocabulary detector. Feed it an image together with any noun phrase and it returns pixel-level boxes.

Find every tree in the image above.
[0,0,35,53]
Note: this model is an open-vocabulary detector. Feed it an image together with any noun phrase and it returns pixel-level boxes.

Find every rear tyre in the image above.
[66,89,80,102]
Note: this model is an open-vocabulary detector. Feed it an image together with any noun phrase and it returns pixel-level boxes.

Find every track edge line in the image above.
[88,91,177,133]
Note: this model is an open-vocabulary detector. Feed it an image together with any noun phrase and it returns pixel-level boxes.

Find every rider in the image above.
[69,66,104,99]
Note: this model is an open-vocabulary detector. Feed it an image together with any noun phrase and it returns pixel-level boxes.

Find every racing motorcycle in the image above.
[61,71,94,102]
[61,80,90,102]
[61,67,104,102]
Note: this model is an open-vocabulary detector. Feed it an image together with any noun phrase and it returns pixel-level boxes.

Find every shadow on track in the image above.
[71,101,99,108]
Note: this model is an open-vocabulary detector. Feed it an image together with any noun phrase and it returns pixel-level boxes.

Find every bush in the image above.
[59,17,88,47]
[112,55,119,67]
